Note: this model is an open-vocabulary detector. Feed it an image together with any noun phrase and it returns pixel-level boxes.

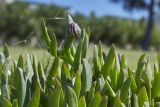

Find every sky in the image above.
[22,0,148,20]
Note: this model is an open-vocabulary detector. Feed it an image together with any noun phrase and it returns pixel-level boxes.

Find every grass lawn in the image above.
[0,45,157,69]
[89,44,157,68]
[117,48,157,68]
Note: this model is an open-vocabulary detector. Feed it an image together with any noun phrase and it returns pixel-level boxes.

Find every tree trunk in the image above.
[141,0,154,50]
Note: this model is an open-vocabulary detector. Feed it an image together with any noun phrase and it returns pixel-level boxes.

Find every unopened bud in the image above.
[68,15,81,38]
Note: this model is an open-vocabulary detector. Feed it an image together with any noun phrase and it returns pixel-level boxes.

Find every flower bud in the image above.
[68,15,81,38]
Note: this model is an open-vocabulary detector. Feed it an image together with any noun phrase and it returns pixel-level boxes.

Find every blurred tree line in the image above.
[110,0,156,50]
[0,1,160,49]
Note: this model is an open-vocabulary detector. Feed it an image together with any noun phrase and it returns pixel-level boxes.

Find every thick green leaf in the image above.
[74,72,81,98]
[59,90,65,107]
[89,92,102,107]
[71,44,76,57]
[48,87,62,107]
[81,59,93,94]
[17,55,23,69]
[65,86,78,107]
[3,44,9,58]
[62,36,74,65]
[101,45,115,79]
[154,63,158,80]
[15,67,26,107]
[61,63,71,88]
[42,19,51,48]
[13,99,18,107]
[102,52,107,61]
[99,96,108,107]
[127,89,132,107]
[135,54,146,88]
[0,53,5,64]
[32,55,43,91]
[0,53,5,73]
[152,71,160,98]
[27,86,40,107]
[4,99,12,107]
[24,80,32,107]
[38,62,46,90]
[48,78,61,90]
[93,45,100,76]
[133,94,139,107]
[104,79,116,97]
[120,77,131,104]
[86,26,90,38]
[138,87,148,107]
[110,63,118,90]
[113,97,126,107]
[128,69,137,93]
[144,60,152,102]
[64,49,74,65]
[50,33,57,57]
[32,54,38,73]
[151,99,154,107]
[138,54,146,65]
[120,54,127,68]
[116,68,125,90]
[86,82,96,105]
[63,35,74,50]
[26,54,34,82]
[114,52,120,72]
[61,63,71,79]
[98,41,103,70]
[78,96,86,107]
[81,30,89,58]
[145,60,153,85]
[48,57,59,81]
[1,58,10,103]
[39,92,48,107]
[95,75,105,92]
[74,40,82,72]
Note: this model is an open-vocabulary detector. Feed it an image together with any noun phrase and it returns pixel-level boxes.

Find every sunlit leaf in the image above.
[81,59,93,95]
[78,96,86,107]
[4,99,12,107]
[74,40,82,72]
[120,77,131,104]
[89,92,102,107]
[27,86,40,107]
[101,45,115,79]
[74,72,81,98]
[15,67,26,107]
[138,86,148,107]
[152,71,160,98]
[42,19,51,48]
[99,96,108,107]
[50,33,57,57]
[65,86,78,107]
[48,87,62,107]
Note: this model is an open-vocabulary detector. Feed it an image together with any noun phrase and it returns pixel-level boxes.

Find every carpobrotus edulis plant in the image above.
[0,14,160,107]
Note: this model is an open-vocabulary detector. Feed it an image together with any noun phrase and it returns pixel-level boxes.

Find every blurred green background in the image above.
[0,0,159,68]
[0,0,159,50]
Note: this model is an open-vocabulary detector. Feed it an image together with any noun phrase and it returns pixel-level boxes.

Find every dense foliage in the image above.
[0,2,160,48]
[1,16,160,107]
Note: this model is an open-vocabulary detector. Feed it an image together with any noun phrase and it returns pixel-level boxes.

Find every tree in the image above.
[110,0,155,50]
